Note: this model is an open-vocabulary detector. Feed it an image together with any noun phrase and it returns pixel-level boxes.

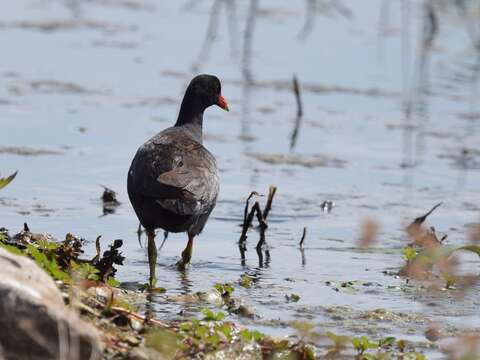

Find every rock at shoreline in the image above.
[0,247,103,360]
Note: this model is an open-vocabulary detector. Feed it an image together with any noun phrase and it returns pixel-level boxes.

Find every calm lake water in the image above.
[1,0,480,357]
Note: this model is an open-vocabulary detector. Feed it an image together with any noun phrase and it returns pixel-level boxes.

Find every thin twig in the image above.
[413,202,443,226]
[253,202,268,251]
[299,227,307,248]
[91,235,101,263]
[406,202,443,236]
[290,75,304,150]
[239,193,261,244]
[110,306,169,327]
[253,202,267,231]
[243,191,261,225]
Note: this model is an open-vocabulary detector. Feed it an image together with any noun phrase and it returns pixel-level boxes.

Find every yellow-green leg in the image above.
[147,230,157,287]
[177,234,194,270]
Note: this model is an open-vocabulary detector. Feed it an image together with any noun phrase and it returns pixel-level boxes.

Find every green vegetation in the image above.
[325,332,425,359]
[0,170,17,190]
[0,225,122,287]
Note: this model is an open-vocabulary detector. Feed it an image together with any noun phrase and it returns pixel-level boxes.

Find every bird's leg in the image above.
[177,234,194,270]
[147,229,157,287]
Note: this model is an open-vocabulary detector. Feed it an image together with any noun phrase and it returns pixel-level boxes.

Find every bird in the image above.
[127,74,229,286]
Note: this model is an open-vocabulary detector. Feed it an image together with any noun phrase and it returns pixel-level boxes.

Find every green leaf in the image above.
[251,330,264,342]
[214,282,234,297]
[71,262,100,281]
[150,287,167,294]
[216,323,233,342]
[304,346,316,360]
[414,352,427,360]
[286,293,301,302]
[379,336,396,348]
[240,329,253,341]
[403,247,418,262]
[179,322,191,332]
[113,298,137,312]
[352,337,361,351]
[239,329,264,343]
[26,245,70,283]
[0,243,24,256]
[201,308,225,321]
[0,171,17,190]
[145,329,181,358]
[239,274,253,288]
[106,277,120,287]
[196,324,209,338]
[36,239,58,251]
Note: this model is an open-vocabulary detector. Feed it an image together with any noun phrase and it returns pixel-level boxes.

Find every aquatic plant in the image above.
[0,170,17,190]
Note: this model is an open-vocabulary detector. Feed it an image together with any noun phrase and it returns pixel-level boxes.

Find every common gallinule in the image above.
[127,74,229,286]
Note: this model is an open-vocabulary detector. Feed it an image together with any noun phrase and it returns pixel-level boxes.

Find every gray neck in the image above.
[177,117,203,144]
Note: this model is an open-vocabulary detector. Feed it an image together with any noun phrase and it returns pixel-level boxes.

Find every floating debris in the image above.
[320,200,335,213]
[101,186,121,215]
[285,293,301,303]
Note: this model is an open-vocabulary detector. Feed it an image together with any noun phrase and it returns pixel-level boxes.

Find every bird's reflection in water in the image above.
[145,292,156,321]
[176,268,196,317]
[178,269,193,296]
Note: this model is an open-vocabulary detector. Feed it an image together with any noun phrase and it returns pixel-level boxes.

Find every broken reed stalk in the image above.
[239,193,261,244]
[299,227,307,248]
[239,186,276,248]
[263,186,277,220]
[411,202,442,226]
[110,306,169,327]
[253,202,268,251]
[290,75,304,151]
[406,202,443,239]
[253,202,268,231]
[91,235,101,263]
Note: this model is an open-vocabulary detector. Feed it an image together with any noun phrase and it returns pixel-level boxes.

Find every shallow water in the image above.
[1,0,480,358]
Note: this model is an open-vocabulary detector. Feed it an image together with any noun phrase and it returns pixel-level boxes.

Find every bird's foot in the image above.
[176,259,189,271]
[176,248,192,271]
[149,276,157,288]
